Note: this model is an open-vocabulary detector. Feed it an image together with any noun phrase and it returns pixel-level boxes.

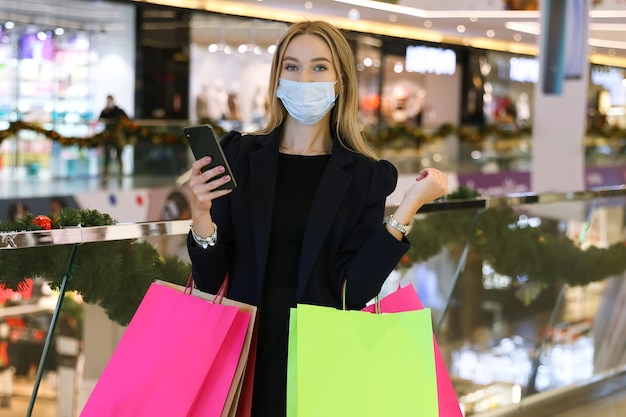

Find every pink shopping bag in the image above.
[81,281,251,417]
[158,278,258,417]
[362,284,463,417]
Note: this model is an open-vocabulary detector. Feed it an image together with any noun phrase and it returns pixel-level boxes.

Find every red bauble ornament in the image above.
[32,215,52,230]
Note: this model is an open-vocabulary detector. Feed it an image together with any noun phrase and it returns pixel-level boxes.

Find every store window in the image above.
[473,50,536,128]
[379,39,463,129]
[188,13,287,131]
[355,35,383,126]
[0,0,135,179]
[589,65,626,129]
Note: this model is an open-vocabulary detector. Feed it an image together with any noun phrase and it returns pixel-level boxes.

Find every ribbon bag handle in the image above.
[341,279,380,314]
[185,272,229,304]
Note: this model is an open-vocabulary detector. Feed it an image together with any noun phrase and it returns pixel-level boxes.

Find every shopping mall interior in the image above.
[1,0,626,416]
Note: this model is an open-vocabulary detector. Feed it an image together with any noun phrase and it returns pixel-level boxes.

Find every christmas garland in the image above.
[0,209,190,326]
[365,122,533,148]
[2,119,624,152]
[0,119,226,149]
[405,187,626,303]
[2,190,626,325]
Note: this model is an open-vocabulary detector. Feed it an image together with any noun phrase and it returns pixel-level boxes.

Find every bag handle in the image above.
[341,279,380,314]
[185,272,229,304]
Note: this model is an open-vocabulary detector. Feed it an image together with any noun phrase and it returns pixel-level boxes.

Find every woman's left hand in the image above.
[402,168,448,210]
[386,168,448,239]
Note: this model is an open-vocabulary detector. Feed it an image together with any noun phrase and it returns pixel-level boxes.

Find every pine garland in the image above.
[0,208,190,326]
[2,190,626,325]
[406,188,626,303]
[0,119,226,149]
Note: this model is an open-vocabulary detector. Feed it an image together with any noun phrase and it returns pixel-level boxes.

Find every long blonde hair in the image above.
[254,21,377,159]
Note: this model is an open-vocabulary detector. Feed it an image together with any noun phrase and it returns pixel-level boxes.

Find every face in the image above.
[279,34,337,84]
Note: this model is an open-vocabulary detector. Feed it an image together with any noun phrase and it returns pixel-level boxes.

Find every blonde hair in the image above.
[254,21,377,159]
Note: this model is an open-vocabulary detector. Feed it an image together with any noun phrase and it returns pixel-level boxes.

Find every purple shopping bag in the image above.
[362,283,463,417]
[81,281,251,417]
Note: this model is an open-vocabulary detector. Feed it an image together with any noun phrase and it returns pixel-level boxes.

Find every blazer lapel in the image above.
[297,140,353,300]
[249,132,280,291]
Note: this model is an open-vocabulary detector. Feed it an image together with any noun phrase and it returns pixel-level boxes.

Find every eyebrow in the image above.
[283,55,332,63]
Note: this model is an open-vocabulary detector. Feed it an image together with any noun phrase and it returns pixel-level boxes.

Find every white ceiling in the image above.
[181,0,626,63]
[1,0,626,64]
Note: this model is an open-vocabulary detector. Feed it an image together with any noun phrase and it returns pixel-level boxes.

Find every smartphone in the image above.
[184,124,237,190]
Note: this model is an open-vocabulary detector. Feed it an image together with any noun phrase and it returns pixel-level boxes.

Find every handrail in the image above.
[3,185,626,250]
[417,184,626,213]
[0,219,191,250]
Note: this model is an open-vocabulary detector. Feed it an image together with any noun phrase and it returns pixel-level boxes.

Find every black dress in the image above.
[251,153,330,417]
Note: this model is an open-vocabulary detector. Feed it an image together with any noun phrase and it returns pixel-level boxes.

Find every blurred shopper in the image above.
[99,95,129,177]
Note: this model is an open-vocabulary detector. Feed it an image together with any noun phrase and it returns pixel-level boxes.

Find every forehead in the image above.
[283,33,333,61]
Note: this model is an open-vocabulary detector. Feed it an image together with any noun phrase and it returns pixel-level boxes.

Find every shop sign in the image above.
[509,57,539,83]
[405,45,456,75]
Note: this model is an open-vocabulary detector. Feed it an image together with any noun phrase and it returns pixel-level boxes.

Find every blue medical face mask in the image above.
[276,78,337,126]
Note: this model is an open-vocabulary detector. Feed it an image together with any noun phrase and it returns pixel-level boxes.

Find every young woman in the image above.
[187,20,448,417]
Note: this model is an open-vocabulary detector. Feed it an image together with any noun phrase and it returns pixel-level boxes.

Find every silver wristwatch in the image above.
[384,215,412,236]
[190,223,218,249]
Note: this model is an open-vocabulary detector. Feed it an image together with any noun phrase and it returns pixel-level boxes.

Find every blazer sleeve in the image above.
[337,159,411,309]
[187,130,241,294]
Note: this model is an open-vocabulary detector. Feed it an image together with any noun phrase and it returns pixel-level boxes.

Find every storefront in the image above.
[0,0,136,179]
[352,34,465,173]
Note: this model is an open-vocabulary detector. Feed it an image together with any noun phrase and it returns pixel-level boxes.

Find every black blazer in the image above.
[188,127,410,310]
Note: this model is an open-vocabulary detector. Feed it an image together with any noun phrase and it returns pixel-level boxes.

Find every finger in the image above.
[198,165,227,185]
[192,156,212,173]
[205,172,233,192]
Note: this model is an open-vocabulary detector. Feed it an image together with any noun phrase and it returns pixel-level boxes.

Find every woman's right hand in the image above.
[188,157,233,235]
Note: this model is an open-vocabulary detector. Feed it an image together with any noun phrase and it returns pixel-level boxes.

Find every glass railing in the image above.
[2,186,626,416]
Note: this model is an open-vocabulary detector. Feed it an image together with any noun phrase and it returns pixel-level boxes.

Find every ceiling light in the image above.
[590,10,626,18]
[513,34,522,41]
[348,9,360,20]
[332,0,539,19]
[505,21,539,35]
[486,30,495,38]
[457,25,466,33]
[589,23,626,31]
[388,15,397,23]
[305,1,313,10]
[589,38,626,50]
[424,20,432,28]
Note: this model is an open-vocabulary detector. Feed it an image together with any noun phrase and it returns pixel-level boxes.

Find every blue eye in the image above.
[285,64,298,71]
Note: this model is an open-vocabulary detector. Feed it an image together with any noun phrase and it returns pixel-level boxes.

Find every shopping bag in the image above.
[80,281,251,417]
[362,284,463,417]
[287,301,438,417]
[157,279,258,417]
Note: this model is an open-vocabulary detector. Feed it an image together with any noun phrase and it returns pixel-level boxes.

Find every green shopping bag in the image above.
[287,303,438,417]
